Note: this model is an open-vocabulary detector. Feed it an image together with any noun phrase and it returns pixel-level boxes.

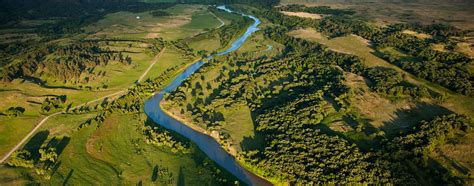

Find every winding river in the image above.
[144,6,271,186]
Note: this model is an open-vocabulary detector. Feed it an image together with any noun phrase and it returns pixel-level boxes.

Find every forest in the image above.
[1,41,142,83]
[162,3,473,184]
[261,5,473,96]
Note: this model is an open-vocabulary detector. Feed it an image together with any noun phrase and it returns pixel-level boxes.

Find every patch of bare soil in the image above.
[402,30,432,39]
[280,11,324,19]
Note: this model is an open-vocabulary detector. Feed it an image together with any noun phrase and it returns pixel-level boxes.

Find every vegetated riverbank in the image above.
[145,5,280,186]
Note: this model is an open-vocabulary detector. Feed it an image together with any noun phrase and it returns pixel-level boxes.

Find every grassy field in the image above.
[0,112,238,185]
[0,2,233,157]
[280,0,474,30]
[85,5,222,41]
[0,43,155,155]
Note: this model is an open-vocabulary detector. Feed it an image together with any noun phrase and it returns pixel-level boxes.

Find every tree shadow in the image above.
[22,76,79,90]
[23,130,50,158]
[151,165,158,182]
[44,136,71,157]
[381,102,453,138]
[425,157,465,184]
[435,149,470,175]
[239,111,268,152]
[240,133,265,152]
[50,161,62,177]
[177,166,185,186]
[62,169,74,186]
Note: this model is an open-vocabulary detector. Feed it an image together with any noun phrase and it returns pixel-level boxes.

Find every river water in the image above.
[144,6,271,186]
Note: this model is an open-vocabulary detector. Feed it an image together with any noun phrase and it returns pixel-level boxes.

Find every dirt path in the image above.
[0,48,166,164]
[209,11,225,29]
[137,48,166,83]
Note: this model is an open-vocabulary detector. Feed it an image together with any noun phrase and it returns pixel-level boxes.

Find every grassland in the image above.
[0,2,233,157]
[0,44,156,156]
[280,0,474,30]
[0,111,238,185]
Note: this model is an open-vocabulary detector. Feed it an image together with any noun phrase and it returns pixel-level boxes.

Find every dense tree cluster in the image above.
[7,145,59,179]
[250,91,394,184]
[143,126,190,153]
[389,23,465,41]
[363,67,430,98]
[1,41,137,83]
[380,114,472,184]
[265,27,430,99]
[386,114,471,166]
[41,95,67,113]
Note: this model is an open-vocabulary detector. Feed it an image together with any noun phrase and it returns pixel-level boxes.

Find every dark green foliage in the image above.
[149,11,171,17]
[382,114,472,184]
[265,27,430,99]
[313,16,473,96]
[389,23,465,41]
[150,164,174,184]
[143,126,190,153]
[41,96,67,113]
[3,106,26,117]
[1,41,135,83]
[249,89,393,184]
[364,67,430,98]
[262,4,473,96]
[387,114,471,163]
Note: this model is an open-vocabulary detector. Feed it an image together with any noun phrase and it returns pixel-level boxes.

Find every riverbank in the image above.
[143,5,277,186]
[160,100,285,185]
